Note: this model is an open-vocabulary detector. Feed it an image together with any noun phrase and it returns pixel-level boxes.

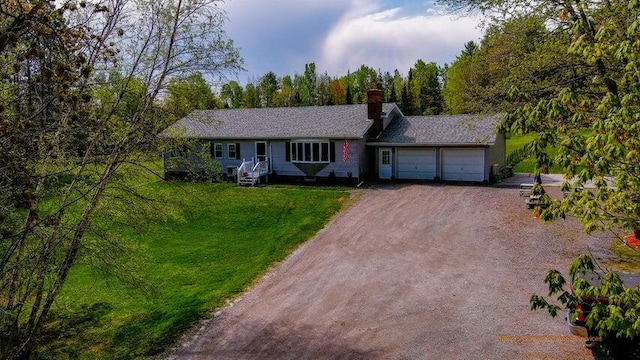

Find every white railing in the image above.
[237,158,268,185]
[253,159,269,176]
[237,158,253,185]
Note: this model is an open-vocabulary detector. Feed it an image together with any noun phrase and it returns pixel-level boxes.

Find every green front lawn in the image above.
[37,181,349,359]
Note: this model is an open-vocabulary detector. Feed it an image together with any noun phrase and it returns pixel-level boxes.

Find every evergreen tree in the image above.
[259,71,279,107]
[345,84,353,105]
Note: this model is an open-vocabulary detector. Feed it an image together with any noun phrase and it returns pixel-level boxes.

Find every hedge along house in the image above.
[163,90,400,184]
[367,114,506,182]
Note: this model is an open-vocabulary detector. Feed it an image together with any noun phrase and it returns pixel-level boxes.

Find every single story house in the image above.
[163,90,505,184]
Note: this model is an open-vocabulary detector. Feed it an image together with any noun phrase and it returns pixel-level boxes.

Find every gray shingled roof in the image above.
[370,114,503,146]
[164,104,397,139]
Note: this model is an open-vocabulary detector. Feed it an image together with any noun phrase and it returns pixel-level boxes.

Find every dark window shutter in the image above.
[330,141,335,162]
[285,142,290,161]
[210,142,214,158]
[235,143,241,159]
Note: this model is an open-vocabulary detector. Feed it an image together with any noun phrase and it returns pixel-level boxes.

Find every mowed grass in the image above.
[506,133,536,155]
[507,129,594,174]
[37,181,349,359]
[506,133,563,174]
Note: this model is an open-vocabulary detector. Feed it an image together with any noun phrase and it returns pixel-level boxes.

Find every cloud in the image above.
[221,0,350,80]
[220,0,482,82]
[319,7,482,75]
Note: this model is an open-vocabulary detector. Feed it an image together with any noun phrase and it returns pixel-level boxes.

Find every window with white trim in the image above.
[290,140,330,163]
[212,143,223,159]
[227,143,237,159]
[382,150,391,165]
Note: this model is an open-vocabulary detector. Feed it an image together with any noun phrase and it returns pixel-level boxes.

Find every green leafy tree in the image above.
[382,71,396,103]
[0,0,241,356]
[444,0,640,354]
[392,70,404,105]
[291,73,306,106]
[165,71,217,119]
[461,41,478,57]
[316,73,332,105]
[243,82,260,108]
[259,71,279,107]
[443,16,583,114]
[220,80,244,108]
[350,65,380,103]
[301,62,317,106]
[409,59,443,115]
[345,82,353,105]
[273,75,294,107]
[442,44,487,113]
[401,70,418,115]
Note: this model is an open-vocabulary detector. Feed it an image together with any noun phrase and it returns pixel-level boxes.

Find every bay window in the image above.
[288,140,333,163]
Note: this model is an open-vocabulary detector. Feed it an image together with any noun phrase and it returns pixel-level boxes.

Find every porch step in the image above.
[239,177,258,186]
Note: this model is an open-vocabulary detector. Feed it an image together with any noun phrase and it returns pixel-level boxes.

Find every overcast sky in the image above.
[220,0,483,84]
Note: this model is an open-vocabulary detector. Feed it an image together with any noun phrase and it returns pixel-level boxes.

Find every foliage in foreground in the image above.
[33,183,347,358]
[531,255,640,358]
[0,0,241,357]
[443,0,640,354]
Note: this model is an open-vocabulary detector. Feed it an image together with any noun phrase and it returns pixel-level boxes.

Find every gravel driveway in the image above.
[169,184,608,359]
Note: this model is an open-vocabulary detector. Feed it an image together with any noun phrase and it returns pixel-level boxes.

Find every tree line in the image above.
[220,60,444,115]
[168,15,582,118]
[164,60,444,117]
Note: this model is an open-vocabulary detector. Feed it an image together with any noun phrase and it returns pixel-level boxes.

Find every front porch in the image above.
[237,158,269,186]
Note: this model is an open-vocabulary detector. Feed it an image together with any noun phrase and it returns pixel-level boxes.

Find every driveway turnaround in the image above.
[170,184,605,360]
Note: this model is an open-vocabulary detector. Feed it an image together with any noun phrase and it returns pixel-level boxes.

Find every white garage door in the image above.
[442,148,485,182]
[397,149,436,179]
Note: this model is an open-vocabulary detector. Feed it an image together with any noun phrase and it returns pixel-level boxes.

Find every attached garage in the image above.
[441,148,485,182]
[397,148,436,180]
[369,114,505,183]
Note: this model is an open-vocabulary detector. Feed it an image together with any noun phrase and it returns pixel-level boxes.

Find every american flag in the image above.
[342,140,350,162]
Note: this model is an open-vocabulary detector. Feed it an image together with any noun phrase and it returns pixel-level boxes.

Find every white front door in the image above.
[255,141,267,162]
[255,141,270,173]
[379,148,392,179]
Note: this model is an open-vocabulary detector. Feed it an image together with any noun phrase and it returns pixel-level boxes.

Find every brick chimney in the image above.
[367,89,383,136]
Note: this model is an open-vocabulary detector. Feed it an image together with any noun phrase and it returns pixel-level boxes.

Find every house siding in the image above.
[488,133,506,170]
[165,139,367,181]
[218,140,253,169]
[357,138,370,179]
[315,139,364,179]
[163,106,506,185]
[271,141,305,176]
[484,147,491,181]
